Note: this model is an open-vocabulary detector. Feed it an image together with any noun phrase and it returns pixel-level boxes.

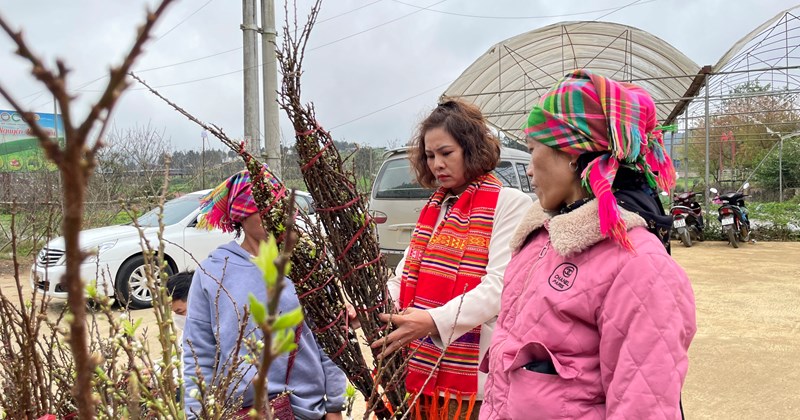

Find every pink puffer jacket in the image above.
[480,200,696,420]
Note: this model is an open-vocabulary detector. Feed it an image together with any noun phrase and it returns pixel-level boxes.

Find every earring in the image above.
[568,161,579,172]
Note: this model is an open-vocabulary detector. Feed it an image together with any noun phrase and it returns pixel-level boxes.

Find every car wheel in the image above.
[115,255,174,309]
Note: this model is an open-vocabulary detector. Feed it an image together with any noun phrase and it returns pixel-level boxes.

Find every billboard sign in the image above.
[0,109,62,172]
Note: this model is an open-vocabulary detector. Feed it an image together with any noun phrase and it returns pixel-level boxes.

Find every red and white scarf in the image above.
[399,173,501,399]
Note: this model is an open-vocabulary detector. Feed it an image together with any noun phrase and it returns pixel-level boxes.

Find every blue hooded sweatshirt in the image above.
[183,241,346,419]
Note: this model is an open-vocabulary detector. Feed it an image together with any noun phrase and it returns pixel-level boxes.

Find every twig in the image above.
[276,0,406,415]
[0,1,177,417]
[133,72,378,413]
[251,191,300,419]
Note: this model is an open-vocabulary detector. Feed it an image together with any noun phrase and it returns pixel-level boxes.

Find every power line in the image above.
[389,0,657,20]
[20,1,454,104]
[329,80,452,129]
[309,0,449,51]
[152,0,216,43]
[134,47,242,74]
[22,1,434,104]
[317,0,384,24]
[25,47,244,109]
[592,0,646,21]
[330,0,653,130]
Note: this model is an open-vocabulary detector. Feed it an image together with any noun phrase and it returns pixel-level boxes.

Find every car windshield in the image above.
[493,161,519,188]
[134,195,202,227]
[374,158,434,199]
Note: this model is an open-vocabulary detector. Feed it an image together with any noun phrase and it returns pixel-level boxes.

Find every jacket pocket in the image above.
[505,342,574,419]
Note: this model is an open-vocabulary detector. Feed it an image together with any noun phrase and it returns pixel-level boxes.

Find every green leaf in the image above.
[280,341,298,354]
[266,235,279,261]
[251,241,271,275]
[248,293,267,325]
[121,316,142,336]
[85,281,97,299]
[271,328,296,354]
[283,261,292,277]
[251,237,279,287]
[272,307,303,330]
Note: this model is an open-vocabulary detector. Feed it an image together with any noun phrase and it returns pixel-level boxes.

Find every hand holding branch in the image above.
[371,308,437,360]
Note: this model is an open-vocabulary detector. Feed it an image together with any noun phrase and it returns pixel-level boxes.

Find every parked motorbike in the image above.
[710,183,751,248]
[669,191,705,247]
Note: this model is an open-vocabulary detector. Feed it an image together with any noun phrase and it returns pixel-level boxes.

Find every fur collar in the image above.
[509,199,647,257]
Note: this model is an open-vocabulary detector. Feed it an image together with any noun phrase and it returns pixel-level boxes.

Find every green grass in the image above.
[699,199,800,241]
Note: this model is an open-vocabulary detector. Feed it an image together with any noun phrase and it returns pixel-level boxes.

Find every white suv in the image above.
[369,147,536,268]
[31,190,316,309]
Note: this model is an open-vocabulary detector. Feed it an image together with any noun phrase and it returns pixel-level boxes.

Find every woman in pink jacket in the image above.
[480,70,697,420]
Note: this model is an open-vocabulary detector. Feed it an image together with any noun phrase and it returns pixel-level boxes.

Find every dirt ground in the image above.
[1,240,799,418]
[670,240,800,419]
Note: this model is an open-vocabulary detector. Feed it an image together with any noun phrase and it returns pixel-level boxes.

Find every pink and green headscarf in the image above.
[197,165,283,233]
[524,69,676,250]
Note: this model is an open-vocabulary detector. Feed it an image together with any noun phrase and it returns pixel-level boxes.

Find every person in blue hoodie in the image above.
[183,168,346,419]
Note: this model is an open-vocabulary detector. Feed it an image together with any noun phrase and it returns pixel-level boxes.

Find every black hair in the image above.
[232,221,243,239]
[575,151,648,192]
[166,271,193,302]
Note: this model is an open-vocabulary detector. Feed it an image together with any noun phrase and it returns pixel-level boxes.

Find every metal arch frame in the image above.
[678,7,800,202]
[442,20,701,140]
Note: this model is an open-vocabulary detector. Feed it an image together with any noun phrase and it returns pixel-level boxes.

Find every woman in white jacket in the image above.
[372,99,531,419]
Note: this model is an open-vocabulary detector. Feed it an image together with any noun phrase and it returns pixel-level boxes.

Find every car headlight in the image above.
[83,240,118,264]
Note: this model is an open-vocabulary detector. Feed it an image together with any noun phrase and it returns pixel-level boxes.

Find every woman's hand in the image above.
[325,412,344,420]
[345,302,360,330]
[370,308,437,359]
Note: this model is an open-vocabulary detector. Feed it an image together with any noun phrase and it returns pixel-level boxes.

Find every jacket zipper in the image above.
[538,240,550,259]
[513,240,551,316]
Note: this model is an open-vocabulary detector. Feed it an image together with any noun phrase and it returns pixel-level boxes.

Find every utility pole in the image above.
[683,110,689,192]
[779,136,783,202]
[260,0,282,177]
[704,75,711,211]
[201,129,207,189]
[242,0,260,155]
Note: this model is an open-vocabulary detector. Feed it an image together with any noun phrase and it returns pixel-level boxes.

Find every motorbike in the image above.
[710,183,751,248]
[669,191,705,247]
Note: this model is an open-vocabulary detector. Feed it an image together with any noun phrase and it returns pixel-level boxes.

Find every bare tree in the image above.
[0,1,177,416]
[92,123,171,202]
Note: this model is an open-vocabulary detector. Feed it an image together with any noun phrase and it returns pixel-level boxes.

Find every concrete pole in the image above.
[704,74,711,211]
[260,0,282,177]
[242,0,260,155]
[684,110,689,192]
[668,130,674,163]
[201,130,207,189]
[779,137,783,202]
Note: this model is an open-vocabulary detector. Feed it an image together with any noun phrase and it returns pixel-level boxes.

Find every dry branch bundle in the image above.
[275,1,407,416]
[130,74,385,416]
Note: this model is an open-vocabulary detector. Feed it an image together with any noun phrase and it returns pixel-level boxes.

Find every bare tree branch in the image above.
[0,1,177,417]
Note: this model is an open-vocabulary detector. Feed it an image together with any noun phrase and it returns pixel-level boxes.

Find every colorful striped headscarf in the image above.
[197,165,283,233]
[524,69,676,250]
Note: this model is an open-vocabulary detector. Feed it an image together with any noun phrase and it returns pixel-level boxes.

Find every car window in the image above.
[295,195,314,214]
[493,161,519,189]
[135,195,202,227]
[516,163,532,192]
[374,159,434,199]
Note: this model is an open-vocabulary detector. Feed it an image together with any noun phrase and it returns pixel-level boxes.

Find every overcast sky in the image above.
[1,0,798,151]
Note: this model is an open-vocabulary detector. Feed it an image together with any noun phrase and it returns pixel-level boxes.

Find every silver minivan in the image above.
[370,147,536,268]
